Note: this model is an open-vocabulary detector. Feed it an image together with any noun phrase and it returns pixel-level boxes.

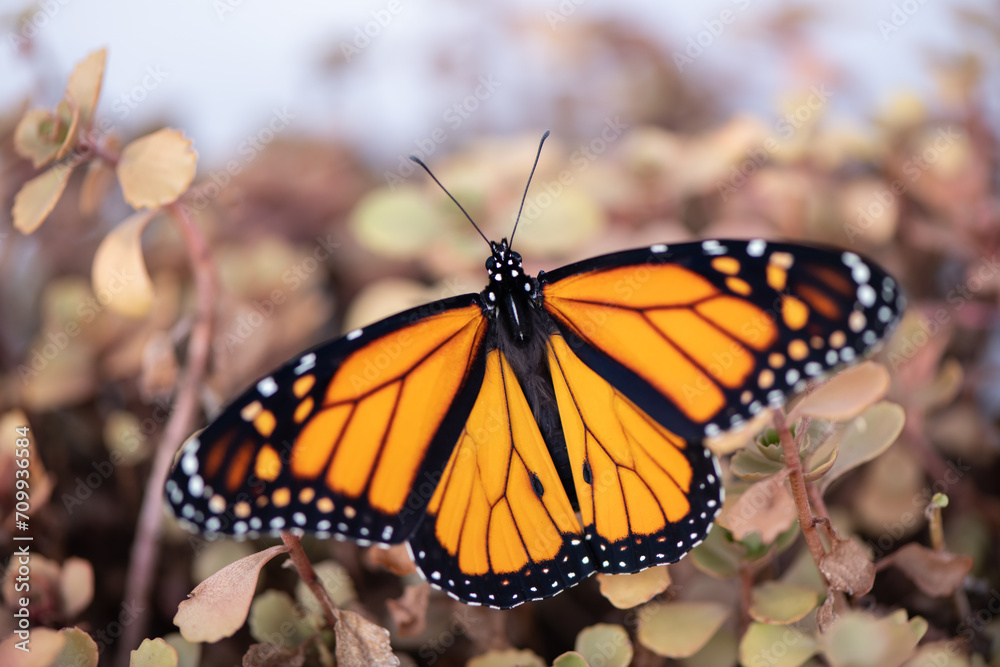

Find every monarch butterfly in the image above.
[166,132,904,609]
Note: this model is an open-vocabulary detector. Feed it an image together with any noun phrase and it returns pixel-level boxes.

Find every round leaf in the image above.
[637,601,729,658]
[821,610,925,667]
[350,186,440,258]
[248,590,314,647]
[467,649,545,667]
[739,623,817,667]
[13,163,74,234]
[789,362,890,422]
[597,565,670,609]
[552,652,589,667]
[749,582,819,624]
[819,402,905,493]
[574,624,633,667]
[65,48,107,128]
[59,557,95,617]
[690,525,744,578]
[678,625,737,667]
[91,210,157,318]
[173,544,288,643]
[118,128,197,208]
[53,627,99,667]
[129,638,178,667]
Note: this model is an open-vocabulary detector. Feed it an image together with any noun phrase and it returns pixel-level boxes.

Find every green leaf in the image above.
[749,582,819,624]
[819,402,905,493]
[821,610,925,667]
[574,624,632,667]
[739,623,817,667]
[637,601,729,658]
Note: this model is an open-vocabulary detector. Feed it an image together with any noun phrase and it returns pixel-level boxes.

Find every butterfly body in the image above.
[167,237,903,608]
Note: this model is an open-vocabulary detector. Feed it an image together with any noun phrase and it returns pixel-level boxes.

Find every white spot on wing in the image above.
[257,377,278,397]
[346,328,363,341]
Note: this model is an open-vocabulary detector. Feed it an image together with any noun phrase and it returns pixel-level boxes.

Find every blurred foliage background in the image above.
[1,1,999,666]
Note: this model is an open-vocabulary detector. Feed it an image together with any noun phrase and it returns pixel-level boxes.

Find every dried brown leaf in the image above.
[365,544,417,576]
[334,608,399,667]
[242,643,305,667]
[387,583,429,637]
[716,469,796,543]
[879,543,973,597]
[820,537,874,596]
[173,544,289,643]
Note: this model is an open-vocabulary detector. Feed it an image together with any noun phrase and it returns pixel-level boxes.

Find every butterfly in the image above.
[166,133,905,609]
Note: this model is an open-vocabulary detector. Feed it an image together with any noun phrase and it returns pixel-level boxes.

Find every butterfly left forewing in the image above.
[166,296,488,544]
[408,349,593,608]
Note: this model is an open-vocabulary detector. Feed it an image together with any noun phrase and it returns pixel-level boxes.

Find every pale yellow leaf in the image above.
[597,564,671,609]
[92,210,158,318]
[118,128,197,208]
[54,99,81,161]
[13,163,74,234]
[65,48,107,128]
[637,601,729,658]
[173,544,288,643]
[129,638,178,667]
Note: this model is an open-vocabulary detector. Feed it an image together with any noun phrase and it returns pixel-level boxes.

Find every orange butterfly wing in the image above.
[408,349,593,607]
[166,296,488,544]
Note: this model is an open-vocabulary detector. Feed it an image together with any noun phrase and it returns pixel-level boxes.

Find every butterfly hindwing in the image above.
[166,295,489,544]
[541,239,904,439]
[409,349,594,608]
[547,334,722,572]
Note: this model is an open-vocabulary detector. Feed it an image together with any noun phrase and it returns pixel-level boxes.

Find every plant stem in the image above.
[282,532,340,630]
[116,202,216,667]
[773,410,828,577]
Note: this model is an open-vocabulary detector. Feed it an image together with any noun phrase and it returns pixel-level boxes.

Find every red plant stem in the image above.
[116,202,216,667]
[773,410,828,578]
[282,532,340,630]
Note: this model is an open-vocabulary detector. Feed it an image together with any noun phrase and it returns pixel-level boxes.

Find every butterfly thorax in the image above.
[483,238,539,347]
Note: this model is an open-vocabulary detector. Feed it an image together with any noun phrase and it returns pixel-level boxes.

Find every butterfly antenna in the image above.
[409,155,490,247]
[509,129,550,247]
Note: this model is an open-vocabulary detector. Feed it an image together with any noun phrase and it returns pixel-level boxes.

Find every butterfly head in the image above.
[485,239,533,297]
